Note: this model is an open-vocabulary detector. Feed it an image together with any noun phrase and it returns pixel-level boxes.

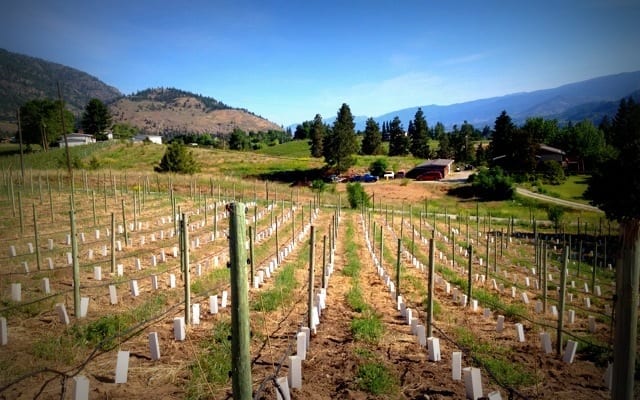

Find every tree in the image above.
[585,97,640,399]
[81,98,112,140]
[309,114,325,158]
[361,118,383,155]
[468,167,514,200]
[346,182,370,209]
[293,121,312,140]
[388,116,409,156]
[437,131,453,159]
[19,99,74,150]
[410,108,430,158]
[323,103,358,173]
[229,128,250,150]
[489,110,516,160]
[155,141,199,174]
[112,123,138,140]
[369,158,388,177]
[546,206,565,233]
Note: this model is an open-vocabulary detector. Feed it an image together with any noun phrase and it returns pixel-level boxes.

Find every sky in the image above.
[1,0,639,127]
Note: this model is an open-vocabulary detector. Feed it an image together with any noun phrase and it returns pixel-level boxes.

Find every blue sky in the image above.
[1,0,639,126]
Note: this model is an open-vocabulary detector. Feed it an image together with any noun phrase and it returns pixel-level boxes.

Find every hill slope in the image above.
[374,70,640,130]
[110,88,283,136]
[0,48,122,127]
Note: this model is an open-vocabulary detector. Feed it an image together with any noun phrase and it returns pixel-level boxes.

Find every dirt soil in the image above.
[0,180,626,400]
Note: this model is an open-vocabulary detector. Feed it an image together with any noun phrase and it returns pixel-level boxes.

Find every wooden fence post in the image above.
[228,203,252,399]
[33,203,41,270]
[427,238,435,337]
[556,246,568,356]
[111,213,116,274]
[395,238,401,301]
[308,226,316,329]
[70,207,80,318]
[181,214,191,325]
[467,245,473,304]
[612,220,640,400]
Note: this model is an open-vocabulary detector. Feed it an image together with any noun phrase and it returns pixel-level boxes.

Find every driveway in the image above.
[515,187,603,213]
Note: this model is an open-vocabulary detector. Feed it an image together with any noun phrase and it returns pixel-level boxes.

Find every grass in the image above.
[356,361,398,395]
[251,250,303,311]
[186,318,232,399]
[455,326,537,388]
[255,140,312,158]
[351,313,384,343]
[535,175,590,204]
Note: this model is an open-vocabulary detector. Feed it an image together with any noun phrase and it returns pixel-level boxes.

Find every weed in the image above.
[187,319,232,399]
[356,361,398,395]
[351,312,384,343]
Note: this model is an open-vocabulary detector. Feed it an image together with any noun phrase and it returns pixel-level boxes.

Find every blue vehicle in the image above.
[362,173,379,183]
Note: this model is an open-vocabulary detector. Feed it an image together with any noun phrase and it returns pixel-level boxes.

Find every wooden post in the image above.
[181,214,191,325]
[612,220,640,400]
[591,241,598,291]
[427,238,435,337]
[542,243,548,314]
[121,199,128,246]
[249,225,255,283]
[111,213,116,274]
[556,246,568,356]
[49,180,54,223]
[379,225,384,266]
[467,245,473,304]
[214,202,218,240]
[578,240,583,277]
[228,202,252,399]
[33,203,41,271]
[308,226,316,329]
[92,190,97,226]
[18,190,24,237]
[322,234,327,289]
[395,238,401,300]
[70,207,80,318]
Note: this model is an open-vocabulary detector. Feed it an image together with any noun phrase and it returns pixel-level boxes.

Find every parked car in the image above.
[362,173,379,182]
[383,171,395,180]
[415,171,443,181]
[396,170,406,179]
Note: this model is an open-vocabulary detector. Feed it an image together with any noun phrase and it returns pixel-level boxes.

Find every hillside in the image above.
[0,48,121,129]
[315,71,640,131]
[110,88,283,136]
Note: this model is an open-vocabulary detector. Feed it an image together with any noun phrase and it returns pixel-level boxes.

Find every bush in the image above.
[369,158,388,177]
[346,182,370,209]
[539,160,565,185]
[468,167,514,200]
[155,141,200,174]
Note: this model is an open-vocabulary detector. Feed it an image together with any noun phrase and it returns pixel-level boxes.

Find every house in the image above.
[133,134,163,144]
[536,144,565,164]
[406,159,455,179]
[57,133,96,147]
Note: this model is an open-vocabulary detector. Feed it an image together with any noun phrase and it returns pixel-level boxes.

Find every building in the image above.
[57,133,96,147]
[133,134,163,144]
[406,159,455,179]
[536,144,565,164]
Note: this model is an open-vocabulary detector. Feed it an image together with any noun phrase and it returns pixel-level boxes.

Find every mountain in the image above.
[0,48,122,130]
[373,71,640,130]
[0,49,283,136]
[110,88,282,136]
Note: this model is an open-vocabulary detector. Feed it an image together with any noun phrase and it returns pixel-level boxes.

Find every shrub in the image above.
[346,182,370,209]
[539,160,565,185]
[155,141,200,174]
[468,167,514,200]
[369,158,388,177]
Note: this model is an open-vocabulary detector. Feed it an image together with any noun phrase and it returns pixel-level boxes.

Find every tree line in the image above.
[293,102,616,177]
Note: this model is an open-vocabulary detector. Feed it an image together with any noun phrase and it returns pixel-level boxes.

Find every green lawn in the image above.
[255,139,311,158]
[537,175,590,204]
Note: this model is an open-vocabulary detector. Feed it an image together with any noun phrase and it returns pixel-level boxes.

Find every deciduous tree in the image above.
[19,99,74,150]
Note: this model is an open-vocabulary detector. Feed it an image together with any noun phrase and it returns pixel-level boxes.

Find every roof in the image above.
[538,144,565,155]
[416,159,455,167]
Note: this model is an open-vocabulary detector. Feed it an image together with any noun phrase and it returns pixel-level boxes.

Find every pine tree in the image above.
[155,141,200,174]
[81,98,112,140]
[309,114,325,157]
[409,108,430,158]
[323,103,358,172]
[361,118,383,155]
[388,116,409,156]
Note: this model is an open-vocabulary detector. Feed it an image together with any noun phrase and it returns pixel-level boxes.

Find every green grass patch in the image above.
[355,361,398,395]
[186,318,232,399]
[455,326,536,387]
[536,175,590,204]
[346,284,368,313]
[251,255,300,312]
[351,312,384,343]
[255,140,312,158]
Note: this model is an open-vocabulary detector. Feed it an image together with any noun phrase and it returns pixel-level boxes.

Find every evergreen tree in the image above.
[228,128,250,150]
[19,99,74,150]
[361,117,383,155]
[309,114,325,157]
[410,108,430,158]
[81,98,112,140]
[437,131,453,159]
[155,141,200,174]
[388,116,409,156]
[433,122,446,140]
[293,121,312,140]
[489,110,516,160]
[323,103,358,172]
